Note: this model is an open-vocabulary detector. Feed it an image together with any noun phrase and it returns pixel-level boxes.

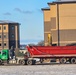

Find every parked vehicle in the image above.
[0,49,11,64]
[20,45,76,65]
[1,45,76,65]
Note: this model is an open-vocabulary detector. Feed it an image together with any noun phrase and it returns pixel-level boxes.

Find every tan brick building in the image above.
[0,20,20,50]
[42,1,76,46]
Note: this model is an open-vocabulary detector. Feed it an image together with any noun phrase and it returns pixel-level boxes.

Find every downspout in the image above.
[57,3,60,46]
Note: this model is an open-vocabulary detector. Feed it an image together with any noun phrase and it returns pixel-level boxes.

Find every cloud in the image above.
[23,11,33,14]
[3,12,11,15]
[14,8,22,13]
[14,8,33,14]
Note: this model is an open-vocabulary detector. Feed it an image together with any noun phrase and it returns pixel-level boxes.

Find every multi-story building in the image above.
[0,20,20,50]
[42,1,76,46]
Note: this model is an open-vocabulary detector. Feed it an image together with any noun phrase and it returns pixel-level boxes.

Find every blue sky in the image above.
[0,0,55,44]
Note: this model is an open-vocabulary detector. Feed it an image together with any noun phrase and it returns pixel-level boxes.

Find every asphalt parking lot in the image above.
[0,64,76,75]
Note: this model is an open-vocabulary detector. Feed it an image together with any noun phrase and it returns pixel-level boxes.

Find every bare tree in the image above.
[28,43,36,46]
[37,40,44,46]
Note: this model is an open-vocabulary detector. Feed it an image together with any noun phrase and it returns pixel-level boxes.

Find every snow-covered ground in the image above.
[0,64,76,75]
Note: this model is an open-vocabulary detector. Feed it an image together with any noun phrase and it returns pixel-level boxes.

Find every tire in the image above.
[40,59,44,63]
[32,60,36,65]
[21,60,25,65]
[59,58,66,64]
[19,60,22,64]
[71,58,76,64]
[0,60,2,65]
[27,60,33,65]
[6,60,9,64]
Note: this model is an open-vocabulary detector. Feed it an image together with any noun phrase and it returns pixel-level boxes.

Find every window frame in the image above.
[4,26,6,30]
[11,34,14,38]
[0,35,1,38]
[0,27,1,30]
[4,35,6,38]
[0,43,1,46]
[11,26,14,30]
[4,43,6,46]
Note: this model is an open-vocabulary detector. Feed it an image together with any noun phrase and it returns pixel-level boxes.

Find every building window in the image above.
[0,35,1,38]
[0,44,1,46]
[4,43,6,46]
[11,26,14,30]
[12,34,14,38]
[0,27,1,30]
[4,26,6,30]
[4,35,6,38]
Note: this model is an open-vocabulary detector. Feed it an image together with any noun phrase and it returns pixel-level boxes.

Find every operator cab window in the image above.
[2,52,6,55]
[0,51,1,54]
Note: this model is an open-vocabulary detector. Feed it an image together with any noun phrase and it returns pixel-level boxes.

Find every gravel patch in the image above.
[0,64,76,75]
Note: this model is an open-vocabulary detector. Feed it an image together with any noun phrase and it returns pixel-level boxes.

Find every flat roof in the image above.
[48,1,76,5]
[0,20,20,25]
[41,7,50,11]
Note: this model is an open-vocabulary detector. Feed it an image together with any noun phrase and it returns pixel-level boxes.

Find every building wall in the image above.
[0,24,9,50]
[59,3,76,29]
[43,2,76,46]
[59,3,76,45]
[49,4,58,45]
[9,23,20,49]
[43,10,51,46]
[0,23,20,50]
[43,4,58,46]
